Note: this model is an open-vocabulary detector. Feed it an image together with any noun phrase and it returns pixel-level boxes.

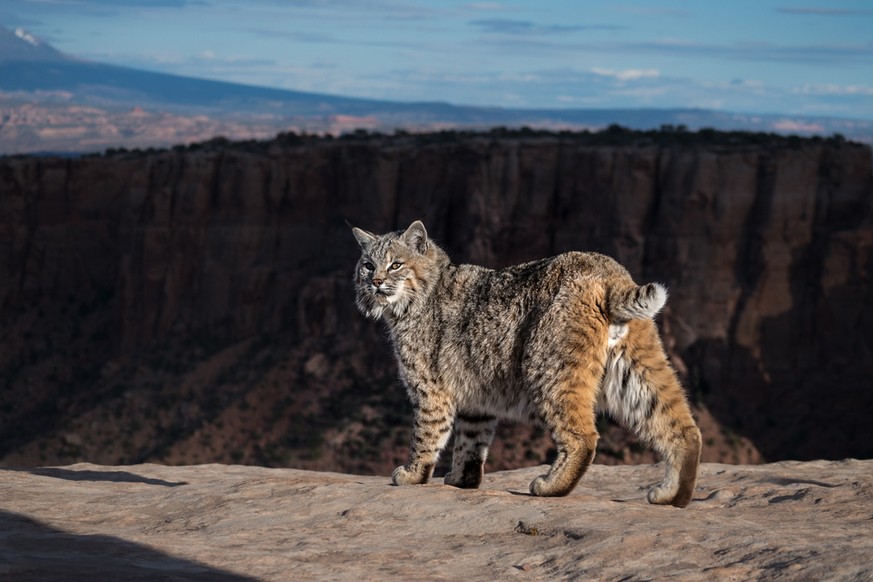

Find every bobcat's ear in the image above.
[401,220,428,254]
[351,225,377,249]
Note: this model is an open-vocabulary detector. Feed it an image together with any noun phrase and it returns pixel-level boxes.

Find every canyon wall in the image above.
[1,131,871,470]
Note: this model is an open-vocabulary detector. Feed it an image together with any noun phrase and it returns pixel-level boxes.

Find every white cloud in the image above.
[794,84,873,96]
[771,120,825,132]
[731,78,764,89]
[777,7,873,16]
[607,85,671,100]
[464,2,504,11]
[471,19,589,35]
[591,67,660,81]
[610,6,691,17]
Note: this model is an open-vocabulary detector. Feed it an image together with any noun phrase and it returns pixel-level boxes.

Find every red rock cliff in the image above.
[1,131,871,469]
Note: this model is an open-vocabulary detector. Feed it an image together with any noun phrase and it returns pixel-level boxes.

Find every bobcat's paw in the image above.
[444,461,483,489]
[392,464,428,486]
[529,474,575,497]
[529,475,550,496]
[443,471,462,487]
[647,483,679,505]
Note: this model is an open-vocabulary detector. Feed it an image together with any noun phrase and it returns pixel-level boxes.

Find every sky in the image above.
[3,0,872,119]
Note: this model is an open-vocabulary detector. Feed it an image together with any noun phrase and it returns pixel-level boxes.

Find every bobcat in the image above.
[351,221,701,507]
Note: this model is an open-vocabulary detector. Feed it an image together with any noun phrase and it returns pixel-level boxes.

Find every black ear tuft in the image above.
[401,220,428,253]
[351,225,378,249]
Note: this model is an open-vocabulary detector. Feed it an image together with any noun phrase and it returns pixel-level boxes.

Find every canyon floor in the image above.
[1,460,871,581]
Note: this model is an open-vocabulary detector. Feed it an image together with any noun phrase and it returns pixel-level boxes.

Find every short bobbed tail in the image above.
[610,283,668,321]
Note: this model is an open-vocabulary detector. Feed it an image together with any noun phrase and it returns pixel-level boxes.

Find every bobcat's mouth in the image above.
[373,288,392,303]
[374,286,405,307]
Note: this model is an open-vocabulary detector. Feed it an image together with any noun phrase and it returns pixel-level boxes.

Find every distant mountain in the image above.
[0,26,68,62]
[0,27,384,114]
[2,25,871,154]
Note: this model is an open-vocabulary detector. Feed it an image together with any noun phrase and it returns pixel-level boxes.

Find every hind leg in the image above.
[528,289,608,497]
[601,319,701,508]
[648,396,701,507]
[444,414,497,489]
[529,411,599,497]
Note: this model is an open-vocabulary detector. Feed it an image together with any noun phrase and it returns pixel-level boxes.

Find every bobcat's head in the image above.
[351,221,444,320]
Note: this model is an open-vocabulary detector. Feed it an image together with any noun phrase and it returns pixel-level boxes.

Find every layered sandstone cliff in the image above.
[1,130,871,470]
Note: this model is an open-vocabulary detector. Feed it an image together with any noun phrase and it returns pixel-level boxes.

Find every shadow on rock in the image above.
[2,467,187,487]
[0,510,254,581]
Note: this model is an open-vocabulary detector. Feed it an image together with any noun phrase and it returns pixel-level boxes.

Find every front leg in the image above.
[393,399,455,486]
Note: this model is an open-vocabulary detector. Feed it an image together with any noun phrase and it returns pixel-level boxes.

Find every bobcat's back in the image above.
[439,253,650,403]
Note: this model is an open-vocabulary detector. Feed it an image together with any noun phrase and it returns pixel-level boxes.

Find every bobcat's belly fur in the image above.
[352,221,701,507]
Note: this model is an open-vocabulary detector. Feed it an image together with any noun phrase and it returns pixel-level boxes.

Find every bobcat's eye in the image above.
[363,261,375,271]
[388,261,404,271]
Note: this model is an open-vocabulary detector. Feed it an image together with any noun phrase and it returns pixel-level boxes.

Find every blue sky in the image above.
[3,0,872,118]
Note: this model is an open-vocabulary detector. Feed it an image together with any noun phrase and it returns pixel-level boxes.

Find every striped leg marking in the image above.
[444,414,497,489]
[393,400,454,486]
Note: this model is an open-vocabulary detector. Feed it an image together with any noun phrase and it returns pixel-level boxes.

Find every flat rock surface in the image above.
[1,460,871,581]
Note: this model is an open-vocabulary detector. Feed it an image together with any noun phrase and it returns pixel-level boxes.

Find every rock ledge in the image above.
[1,460,871,580]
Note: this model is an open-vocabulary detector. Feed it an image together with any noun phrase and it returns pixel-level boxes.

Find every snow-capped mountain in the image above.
[0,26,67,62]
[14,28,40,46]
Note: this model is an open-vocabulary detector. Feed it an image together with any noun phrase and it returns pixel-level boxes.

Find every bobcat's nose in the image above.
[372,278,384,287]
